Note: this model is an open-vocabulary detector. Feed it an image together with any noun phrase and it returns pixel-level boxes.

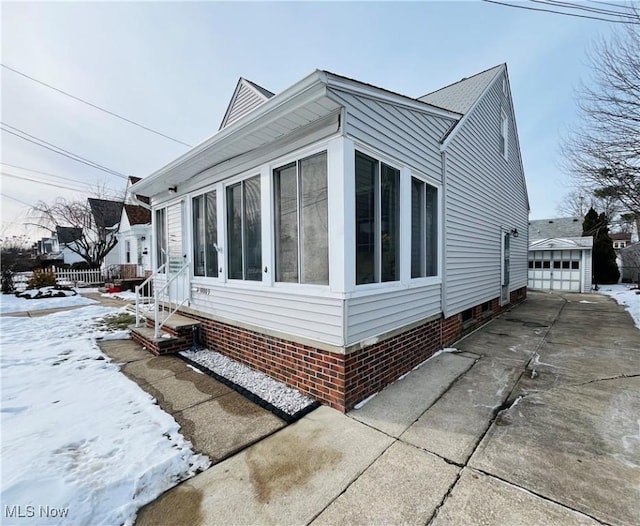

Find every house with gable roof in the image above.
[112,176,153,280]
[130,64,529,412]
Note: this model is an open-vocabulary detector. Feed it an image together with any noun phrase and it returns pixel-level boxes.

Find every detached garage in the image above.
[528,218,593,293]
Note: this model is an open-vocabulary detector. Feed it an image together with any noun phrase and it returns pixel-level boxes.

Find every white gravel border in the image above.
[180,349,315,416]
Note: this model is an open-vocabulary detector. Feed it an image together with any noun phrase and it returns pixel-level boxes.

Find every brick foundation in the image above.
[170,289,527,412]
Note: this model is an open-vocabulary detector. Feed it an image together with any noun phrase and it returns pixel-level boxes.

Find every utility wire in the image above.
[482,0,640,23]
[0,124,129,180]
[1,63,192,147]
[531,0,640,20]
[0,162,116,188]
[0,192,34,207]
[2,172,119,194]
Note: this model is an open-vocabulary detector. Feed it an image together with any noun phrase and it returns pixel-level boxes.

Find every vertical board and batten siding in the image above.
[327,88,455,181]
[346,285,441,345]
[224,83,268,128]
[443,74,529,316]
[190,287,344,346]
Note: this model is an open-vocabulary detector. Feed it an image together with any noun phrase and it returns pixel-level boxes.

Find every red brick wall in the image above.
[175,291,525,412]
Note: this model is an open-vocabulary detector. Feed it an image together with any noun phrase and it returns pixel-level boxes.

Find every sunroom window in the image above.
[227,175,261,281]
[411,178,438,278]
[274,151,328,285]
[192,190,218,277]
[355,151,400,285]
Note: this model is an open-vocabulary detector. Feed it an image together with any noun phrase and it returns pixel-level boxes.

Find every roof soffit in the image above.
[132,73,338,197]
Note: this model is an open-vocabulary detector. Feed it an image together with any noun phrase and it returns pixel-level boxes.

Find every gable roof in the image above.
[611,232,632,241]
[124,204,151,226]
[418,64,504,114]
[529,237,593,251]
[219,77,274,130]
[56,226,82,245]
[529,217,584,240]
[88,198,124,230]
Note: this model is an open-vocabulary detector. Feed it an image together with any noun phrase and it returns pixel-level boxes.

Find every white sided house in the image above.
[131,66,529,411]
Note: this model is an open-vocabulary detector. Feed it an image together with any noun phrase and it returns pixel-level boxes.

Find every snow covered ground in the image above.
[0,304,209,525]
[598,284,640,329]
[0,291,97,314]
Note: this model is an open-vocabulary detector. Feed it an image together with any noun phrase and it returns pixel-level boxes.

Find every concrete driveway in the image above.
[136,291,639,526]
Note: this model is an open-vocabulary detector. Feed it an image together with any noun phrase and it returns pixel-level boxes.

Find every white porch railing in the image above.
[135,261,190,339]
[53,267,103,286]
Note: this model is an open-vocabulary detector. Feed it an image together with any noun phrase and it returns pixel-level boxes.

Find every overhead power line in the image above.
[0,192,34,207]
[0,123,129,180]
[0,162,118,189]
[482,0,640,24]
[2,172,119,194]
[1,63,192,147]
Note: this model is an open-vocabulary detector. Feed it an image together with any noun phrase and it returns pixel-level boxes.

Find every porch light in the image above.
[168,186,177,194]
[510,228,519,238]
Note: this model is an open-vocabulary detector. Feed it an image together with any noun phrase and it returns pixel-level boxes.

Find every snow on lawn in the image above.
[0,305,210,525]
[598,284,640,329]
[0,290,97,314]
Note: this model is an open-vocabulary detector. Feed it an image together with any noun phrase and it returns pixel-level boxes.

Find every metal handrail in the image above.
[135,262,166,328]
[153,261,190,338]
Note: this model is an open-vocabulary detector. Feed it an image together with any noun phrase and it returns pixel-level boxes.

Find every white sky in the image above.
[0,1,620,242]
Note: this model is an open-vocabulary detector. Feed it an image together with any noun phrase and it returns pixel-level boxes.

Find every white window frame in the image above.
[191,188,220,280]
[500,109,509,160]
[354,149,402,287]
[273,150,329,286]
[224,174,262,283]
[410,176,439,280]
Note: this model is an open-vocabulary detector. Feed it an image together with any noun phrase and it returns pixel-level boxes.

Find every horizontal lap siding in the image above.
[190,285,344,346]
[225,83,266,127]
[346,284,441,345]
[327,88,454,180]
[444,77,529,316]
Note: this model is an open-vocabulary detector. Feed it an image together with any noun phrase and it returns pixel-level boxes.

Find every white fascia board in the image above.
[324,74,461,121]
[131,70,328,196]
[439,65,504,151]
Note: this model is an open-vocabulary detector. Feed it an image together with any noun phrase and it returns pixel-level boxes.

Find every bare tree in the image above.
[557,186,622,219]
[563,6,640,229]
[29,197,121,268]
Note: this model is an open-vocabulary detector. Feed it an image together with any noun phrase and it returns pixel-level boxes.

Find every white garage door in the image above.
[528,250,582,292]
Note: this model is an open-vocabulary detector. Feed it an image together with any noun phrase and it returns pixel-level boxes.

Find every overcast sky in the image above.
[0,1,619,242]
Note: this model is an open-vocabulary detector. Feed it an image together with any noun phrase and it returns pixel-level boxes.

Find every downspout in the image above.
[440,150,448,347]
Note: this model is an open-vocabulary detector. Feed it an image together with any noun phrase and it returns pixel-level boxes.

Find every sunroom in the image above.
[131,70,459,410]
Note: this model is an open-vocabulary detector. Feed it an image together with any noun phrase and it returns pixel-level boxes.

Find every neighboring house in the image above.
[116,177,152,277]
[528,217,593,293]
[611,232,631,250]
[88,198,124,269]
[56,226,85,265]
[34,235,61,261]
[131,64,529,412]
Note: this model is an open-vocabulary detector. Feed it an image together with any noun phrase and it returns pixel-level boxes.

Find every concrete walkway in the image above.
[136,292,640,526]
[99,339,286,463]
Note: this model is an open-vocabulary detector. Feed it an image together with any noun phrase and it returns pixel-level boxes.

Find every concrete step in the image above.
[129,324,190,356]
[146,311,201,332]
